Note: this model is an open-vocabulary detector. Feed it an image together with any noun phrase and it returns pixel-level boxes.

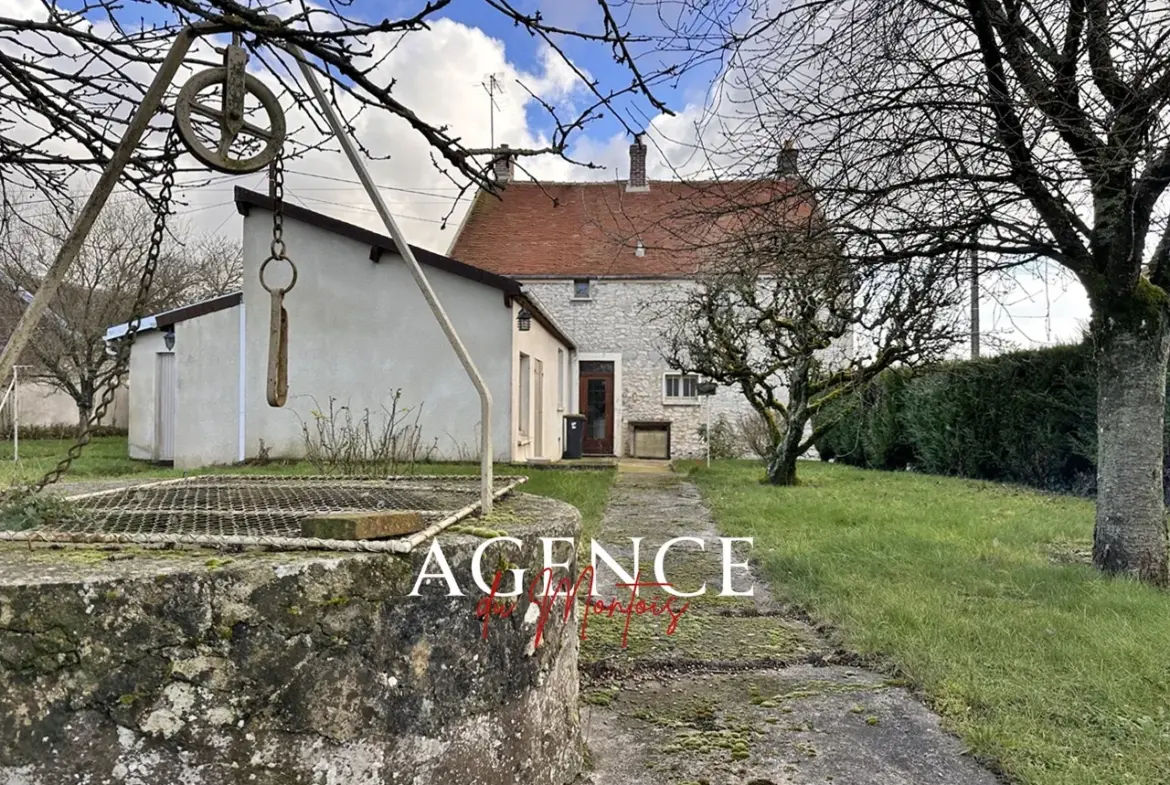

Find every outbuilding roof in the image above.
[106,192,576,349]
[104,292,242,341]
[234,188,523,295]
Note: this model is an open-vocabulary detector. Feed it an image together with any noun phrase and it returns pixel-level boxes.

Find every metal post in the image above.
[970,232,980,359]
[12,365,18,462]
[287,45,495,515]
[0,22,229,392]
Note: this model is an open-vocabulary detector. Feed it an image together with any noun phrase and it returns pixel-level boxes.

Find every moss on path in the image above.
[577,470,998,785]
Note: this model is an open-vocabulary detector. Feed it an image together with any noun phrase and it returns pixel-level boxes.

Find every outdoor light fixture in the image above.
[164,330,176,351]
[635,239,645,257]
[517,308,532,331]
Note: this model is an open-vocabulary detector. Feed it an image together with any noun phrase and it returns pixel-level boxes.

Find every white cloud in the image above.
[0,8,603,251]
[0,2,1095,348]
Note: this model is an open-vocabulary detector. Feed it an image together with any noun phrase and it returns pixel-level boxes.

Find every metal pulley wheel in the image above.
[174,39,287,174]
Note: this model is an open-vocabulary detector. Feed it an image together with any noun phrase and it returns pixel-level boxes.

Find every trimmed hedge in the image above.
[813,342,1156,494]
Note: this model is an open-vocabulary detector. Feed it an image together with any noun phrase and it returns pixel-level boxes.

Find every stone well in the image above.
[0,493,583,785]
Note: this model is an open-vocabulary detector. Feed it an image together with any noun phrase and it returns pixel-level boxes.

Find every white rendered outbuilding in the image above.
[107,189,575,470]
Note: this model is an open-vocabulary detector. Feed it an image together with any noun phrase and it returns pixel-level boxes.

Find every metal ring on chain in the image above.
[259,254,298,294]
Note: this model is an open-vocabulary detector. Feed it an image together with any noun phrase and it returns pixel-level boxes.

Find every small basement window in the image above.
[664,373,700,403]
[572,279,592,300]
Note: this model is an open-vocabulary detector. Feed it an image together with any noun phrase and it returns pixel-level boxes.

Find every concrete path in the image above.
[576,467,998,785]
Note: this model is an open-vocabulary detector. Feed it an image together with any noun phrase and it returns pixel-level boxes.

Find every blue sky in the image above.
[89,0,723,146]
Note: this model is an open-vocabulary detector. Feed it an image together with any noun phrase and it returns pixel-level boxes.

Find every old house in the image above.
[447,136,820,459]
[107,189,573,469]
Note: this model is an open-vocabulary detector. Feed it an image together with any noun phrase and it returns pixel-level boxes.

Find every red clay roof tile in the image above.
[449,179,815,278]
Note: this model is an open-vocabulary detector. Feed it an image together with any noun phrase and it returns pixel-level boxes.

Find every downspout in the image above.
[238,302,246,463]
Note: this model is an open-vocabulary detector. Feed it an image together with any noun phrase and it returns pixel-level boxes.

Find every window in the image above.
[557,348,566,410]
[664,373,700,403]
[572,279,592,299]
[519,353,531,437]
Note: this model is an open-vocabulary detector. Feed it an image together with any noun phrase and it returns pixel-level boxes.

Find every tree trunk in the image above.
[1093,320,1170,585]
[76,383,94,433]
[766,406,807,486]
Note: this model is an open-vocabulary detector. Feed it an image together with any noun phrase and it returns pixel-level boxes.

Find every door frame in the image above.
[574,353,623,456]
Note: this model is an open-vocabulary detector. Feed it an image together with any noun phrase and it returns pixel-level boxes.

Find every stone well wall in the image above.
[0,493,582,785]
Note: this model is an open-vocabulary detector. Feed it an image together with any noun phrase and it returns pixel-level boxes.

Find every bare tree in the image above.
[656,215,965,485]
[0,197,234,427]
[0,0,736,213]
[656,0,1170,583]
[185,232,242,300]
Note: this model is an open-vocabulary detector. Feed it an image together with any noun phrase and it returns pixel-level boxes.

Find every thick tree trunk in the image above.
[1093,321,1170,585]
[76,388,94,433]
[766,406,807,486]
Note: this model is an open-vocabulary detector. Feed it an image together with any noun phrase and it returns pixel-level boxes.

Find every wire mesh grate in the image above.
[0,474,525,552]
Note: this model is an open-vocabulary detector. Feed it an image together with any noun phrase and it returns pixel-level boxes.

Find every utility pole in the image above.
[970,232,980,359]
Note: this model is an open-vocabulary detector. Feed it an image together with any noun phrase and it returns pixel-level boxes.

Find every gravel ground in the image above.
[41,479,151,498]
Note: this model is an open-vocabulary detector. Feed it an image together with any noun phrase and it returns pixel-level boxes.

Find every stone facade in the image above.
[524,279,764,459]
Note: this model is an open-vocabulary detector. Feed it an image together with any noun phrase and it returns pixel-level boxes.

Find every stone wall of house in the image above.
[523,279,764,459]
[0,493,583,785]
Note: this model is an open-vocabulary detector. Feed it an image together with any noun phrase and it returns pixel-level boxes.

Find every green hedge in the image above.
[813,343,1148,494]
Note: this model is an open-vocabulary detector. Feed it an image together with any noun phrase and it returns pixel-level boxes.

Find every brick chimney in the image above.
[627,133,649,192]
[493,143,514,184]
[777,139,799,178]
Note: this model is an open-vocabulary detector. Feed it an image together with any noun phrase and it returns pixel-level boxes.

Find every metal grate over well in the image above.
[0,474,526,552]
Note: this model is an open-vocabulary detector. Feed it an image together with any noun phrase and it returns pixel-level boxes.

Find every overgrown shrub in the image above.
[737,410,774,460]
[297,392,438,475]
[698,414,742,459]
[814,367,914,469]
[813,342,1127,494]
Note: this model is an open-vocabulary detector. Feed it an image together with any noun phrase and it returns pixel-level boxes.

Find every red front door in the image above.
[579,362,615,455]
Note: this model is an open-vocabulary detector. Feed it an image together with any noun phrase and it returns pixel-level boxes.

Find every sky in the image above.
[4,0,1092,353]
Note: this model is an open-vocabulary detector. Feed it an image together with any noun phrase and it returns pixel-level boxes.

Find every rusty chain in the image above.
[21,125,181,496]
[260,152,297,294]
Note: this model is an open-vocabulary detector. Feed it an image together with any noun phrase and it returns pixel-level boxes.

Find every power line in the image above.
[287,192,449,225]
[283,168,465,196]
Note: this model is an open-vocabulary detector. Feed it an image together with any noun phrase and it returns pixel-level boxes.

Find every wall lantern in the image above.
[164,330,176,351]
[635,239,645,257]
[517,308,532,331]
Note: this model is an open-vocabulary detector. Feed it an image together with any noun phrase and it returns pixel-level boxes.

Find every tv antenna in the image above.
[482,73,505,148]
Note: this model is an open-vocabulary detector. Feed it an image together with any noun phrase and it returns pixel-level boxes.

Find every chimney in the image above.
[627,133,649,192]
[493,143,514,184]
[777,139,799,178]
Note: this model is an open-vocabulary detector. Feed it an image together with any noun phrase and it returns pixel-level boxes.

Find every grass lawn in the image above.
[689,459,1170,785]
[0,436,614,538]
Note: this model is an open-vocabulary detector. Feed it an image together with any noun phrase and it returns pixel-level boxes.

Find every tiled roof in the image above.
[448,179,817,278]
